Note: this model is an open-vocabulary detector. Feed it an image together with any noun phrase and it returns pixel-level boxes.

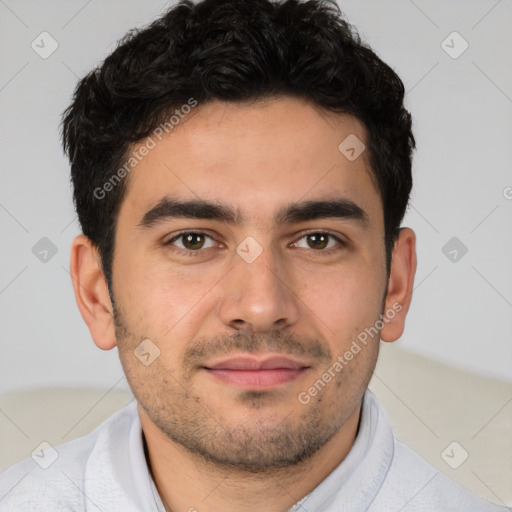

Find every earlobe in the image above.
[380,227,417,343]
[69,234,117,350]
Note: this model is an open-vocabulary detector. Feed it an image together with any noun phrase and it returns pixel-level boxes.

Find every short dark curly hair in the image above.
[61,0,414,294]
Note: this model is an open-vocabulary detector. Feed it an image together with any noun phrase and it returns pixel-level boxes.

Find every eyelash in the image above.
[163,230,347,257]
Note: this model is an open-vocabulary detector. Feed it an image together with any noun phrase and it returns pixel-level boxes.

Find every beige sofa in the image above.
[1,344,510,507]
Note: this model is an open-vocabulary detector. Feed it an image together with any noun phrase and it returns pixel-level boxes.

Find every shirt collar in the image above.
[130,404,168,511]
[289,388,394,511]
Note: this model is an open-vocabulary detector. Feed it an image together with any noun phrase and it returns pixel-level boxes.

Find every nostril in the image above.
[230,319,248,329]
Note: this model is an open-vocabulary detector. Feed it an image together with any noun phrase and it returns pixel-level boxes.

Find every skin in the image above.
[70,96,416,512]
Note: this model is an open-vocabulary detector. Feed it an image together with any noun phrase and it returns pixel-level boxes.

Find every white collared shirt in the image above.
[0,389,507,511]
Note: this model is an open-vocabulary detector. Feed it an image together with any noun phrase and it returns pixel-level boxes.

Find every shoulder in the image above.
[374,437,509,511]
[0,401,139,512]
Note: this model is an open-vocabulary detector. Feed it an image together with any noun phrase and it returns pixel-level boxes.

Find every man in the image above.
[0,0,507,510]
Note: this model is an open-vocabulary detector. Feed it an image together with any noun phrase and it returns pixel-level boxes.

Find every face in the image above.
[110,96,390,471]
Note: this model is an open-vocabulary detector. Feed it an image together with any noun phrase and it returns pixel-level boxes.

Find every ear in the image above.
[380,227,417,343]
[69,234,117,350]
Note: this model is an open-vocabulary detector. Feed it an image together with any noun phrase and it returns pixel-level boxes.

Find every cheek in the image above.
[293,257,383,335]
[117,253,213,332]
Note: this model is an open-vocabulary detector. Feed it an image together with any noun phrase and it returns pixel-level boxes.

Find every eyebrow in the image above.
[137,196,369,229]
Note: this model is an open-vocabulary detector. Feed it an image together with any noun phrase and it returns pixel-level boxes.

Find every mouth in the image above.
[202,355,311,390]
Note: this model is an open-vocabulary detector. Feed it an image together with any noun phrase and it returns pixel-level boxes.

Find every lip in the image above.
[205,355,309,371]
[203,355,311,390]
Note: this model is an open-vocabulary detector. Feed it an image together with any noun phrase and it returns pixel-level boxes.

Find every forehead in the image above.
[118,96,383,230]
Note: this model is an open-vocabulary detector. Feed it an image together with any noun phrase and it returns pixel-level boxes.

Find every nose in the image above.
[218,245,300,333]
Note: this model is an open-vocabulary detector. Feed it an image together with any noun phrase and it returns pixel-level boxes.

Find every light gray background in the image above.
[0,0,511,400]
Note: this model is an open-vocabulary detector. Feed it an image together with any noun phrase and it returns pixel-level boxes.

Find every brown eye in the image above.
[292,232,343,251]
[181,233,206,250]
[165,232,217,252]
[306,233,329,250]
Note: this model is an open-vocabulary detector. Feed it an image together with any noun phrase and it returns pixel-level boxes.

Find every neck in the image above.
[140,403,362,512]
